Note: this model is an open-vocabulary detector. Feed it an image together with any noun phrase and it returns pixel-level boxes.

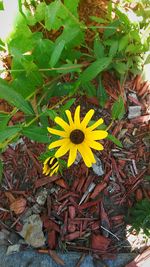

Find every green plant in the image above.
[0,0,149,175]
[128,199,150,237]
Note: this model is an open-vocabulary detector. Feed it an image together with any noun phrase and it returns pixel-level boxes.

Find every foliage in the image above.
[128,199,150,237]
[0,0,149,170]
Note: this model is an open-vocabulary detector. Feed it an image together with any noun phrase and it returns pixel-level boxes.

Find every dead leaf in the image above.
[10,198,26,214]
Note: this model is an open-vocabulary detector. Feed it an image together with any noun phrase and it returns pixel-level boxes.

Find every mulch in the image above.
[0,73,149,263]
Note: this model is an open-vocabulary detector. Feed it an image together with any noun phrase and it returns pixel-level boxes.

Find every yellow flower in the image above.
[47,105,108,168]
[43,156,59,176]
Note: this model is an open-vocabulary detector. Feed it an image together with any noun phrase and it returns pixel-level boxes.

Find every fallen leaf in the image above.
[10,198,27,214]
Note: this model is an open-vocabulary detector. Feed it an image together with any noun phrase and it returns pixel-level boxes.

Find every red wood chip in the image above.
[48,230,57,249]
[64,231,86,241]
[91,234,111,251]
[68,206,76,219]
[90,182,107,199]
[55,178,69,189]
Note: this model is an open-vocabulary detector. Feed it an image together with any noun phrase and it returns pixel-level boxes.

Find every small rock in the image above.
[123,137,134,149]
[19,214,45,248]
[31,203,43,214]
[6,244,21,255]
[92,156,104,176]
[74,152,82,165]
[128,106,141,119]
[36,188,48,206]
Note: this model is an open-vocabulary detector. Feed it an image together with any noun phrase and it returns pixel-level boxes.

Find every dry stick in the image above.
[100,225,120,241]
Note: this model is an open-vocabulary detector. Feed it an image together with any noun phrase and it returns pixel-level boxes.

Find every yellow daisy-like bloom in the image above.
[47,105,108,168]
[43,157,59,176]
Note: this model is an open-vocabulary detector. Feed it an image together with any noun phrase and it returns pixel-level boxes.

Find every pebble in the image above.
[19,214,45,248]
[92,155,104,176]
[128,106,141,119]
[6,244,21,255]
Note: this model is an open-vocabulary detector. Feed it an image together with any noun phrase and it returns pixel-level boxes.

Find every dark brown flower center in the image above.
[47,158,57,168]
[70,129,85,144]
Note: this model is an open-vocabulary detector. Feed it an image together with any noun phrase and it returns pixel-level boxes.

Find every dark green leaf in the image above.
[59,98,76,114]
[0,79,34,115]
[112,96,125,120]
[82,82,96,97]
[49,40,65,67]
[0,113,11,130]
[80,57,112,83]
[113,62,128,74]
[45,109,58,121]
[109,40,118,57]
[94,37,105,58]
[107,134,123,148]
[0,126,21,143]
[118,35,129,52]
[22,126,50,143]
[97,76,108,107]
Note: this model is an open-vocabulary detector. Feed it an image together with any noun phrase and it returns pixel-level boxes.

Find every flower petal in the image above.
[88,130,108,140]
[50,165,59,176]
[65,110,74,127]
[74,105,80,128]
[47,127,68,137]
[85,139,104,150]
[55,140,71,158]
[44,157,51,165]
[48,138,68,149]
[67,144,77,167]
[81,109,94,128]
[87,118,104,131]
[55,117,70,131]
[78,143,96,167]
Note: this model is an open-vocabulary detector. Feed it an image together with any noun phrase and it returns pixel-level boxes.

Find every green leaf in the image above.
[56,63,82,74]
[0,0,4,10]
[103,20,120,39]
[118,35,129,52]
[94,37,105,58]
[45,0,62,31]
[97,76,108,107]
[80,57,112,83]
[113,62,128,74]
[90,16,106,24]
[59,98,76,114]
[107,134,123,148]
[0,79,34,115]
[35,2,46,22]
[82,82,96,97]
[64,0,79,17]
[45,109,58,121]
[0,113,11,130]
[22,126,50,143]
[57,24,83,48]
[0,126,21,143]
[111,96,125,120]
[109,40,118,57]
[0,159,3,183]
[49,40,65,67]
